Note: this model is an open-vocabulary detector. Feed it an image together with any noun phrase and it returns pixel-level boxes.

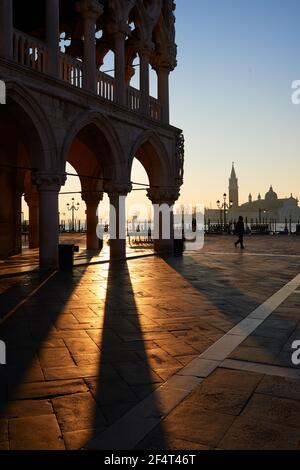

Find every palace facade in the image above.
[0,0,184,267]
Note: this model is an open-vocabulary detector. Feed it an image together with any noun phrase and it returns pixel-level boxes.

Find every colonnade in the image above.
[0,0,171,123]
[20,173,176,268]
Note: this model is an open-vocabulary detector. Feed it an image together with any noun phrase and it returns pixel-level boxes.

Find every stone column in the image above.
[46,0,60,77]
[0,0,13,59]
[77,0,103,92]
[148,188,179,255]
[82,191,103,250]
[34,173,66,268]
[139,47,151,116]
[157,66,171,124]
[114,31,127,106]
[24,192,39,249]
[106,183,131,260]
[14,190,23,254]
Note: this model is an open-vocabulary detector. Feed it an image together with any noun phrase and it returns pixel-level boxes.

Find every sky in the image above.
[171,0,300,208]
[22,0,300,219]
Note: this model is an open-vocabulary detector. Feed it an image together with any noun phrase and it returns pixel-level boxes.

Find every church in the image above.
[206,164,300,224]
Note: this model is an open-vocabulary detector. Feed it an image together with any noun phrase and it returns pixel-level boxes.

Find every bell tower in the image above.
[229,162,239,208]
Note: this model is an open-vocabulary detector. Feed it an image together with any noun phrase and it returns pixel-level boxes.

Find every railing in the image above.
[59,53,83,88]
[13,29,46,73]
[128,86,141,112]
[150,96,161,121]
[96,70,114,101]
[11,30,162,122]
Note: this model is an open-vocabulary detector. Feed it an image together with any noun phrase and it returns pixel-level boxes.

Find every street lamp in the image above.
[217,194,233,230]
[67,198,80,232]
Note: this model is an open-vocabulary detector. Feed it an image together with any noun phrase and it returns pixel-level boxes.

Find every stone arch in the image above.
[61,111,126,188]
[4,81,55,171]
[129,130,173,187]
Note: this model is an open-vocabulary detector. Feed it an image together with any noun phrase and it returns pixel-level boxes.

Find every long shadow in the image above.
[163,252,300,370]
[0,264,90,416]
[85,260,166,450]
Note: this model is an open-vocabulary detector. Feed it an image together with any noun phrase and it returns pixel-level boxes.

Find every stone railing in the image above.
[59,53,83,88]
[11,30,162,122]
[13,29,46,73]
[150,96,161,121]
[96,70,114,101]
[127,86,141,112]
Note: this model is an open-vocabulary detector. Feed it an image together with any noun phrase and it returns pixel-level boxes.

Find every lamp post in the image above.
[67,198,80,232]
[217,194,233,231]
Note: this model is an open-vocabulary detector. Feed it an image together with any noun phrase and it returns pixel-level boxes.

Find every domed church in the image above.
[229,165,300,223]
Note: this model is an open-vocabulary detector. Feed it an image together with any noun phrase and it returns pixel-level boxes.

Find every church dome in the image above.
[265,186,278,202]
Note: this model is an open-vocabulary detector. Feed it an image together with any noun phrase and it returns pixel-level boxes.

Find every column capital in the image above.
[147,187,180,206]
[32,172,66,191]
[138,41,154,59]
[109,26,130,39]
[104,182,132,197]
[81,191,104,205]
[76,0,103,20]
[24,192,39,207]
[153,61,173,74]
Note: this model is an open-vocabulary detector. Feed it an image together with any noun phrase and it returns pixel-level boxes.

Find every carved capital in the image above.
[175,130,185,183]
[147,187,180,206]
[76,0,103,20]
[104,181,132,197]
[138,41,154,59]
[82,191,104,206]
[24,192,39,207]
[32,172,66,192]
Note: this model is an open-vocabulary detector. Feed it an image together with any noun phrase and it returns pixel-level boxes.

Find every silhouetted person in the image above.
[234,216,245,249]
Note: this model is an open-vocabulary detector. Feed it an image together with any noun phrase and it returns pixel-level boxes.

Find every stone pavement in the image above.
[0,235,300,450]
[0,233,152,278]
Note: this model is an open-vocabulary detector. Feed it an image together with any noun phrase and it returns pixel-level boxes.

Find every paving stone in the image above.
[114,361,163,386]
[137,348,181,369]
[185,383,253,416]
[203,368,263,392]
[12,379,88,400]
[257,375,300,401]
[154,339,198,357]
[43,363,116,380]
[219,416,300,450]
[177,358,219,378]
[85,377,138,405]
[0,400,53,419]
[242,393,300,429]
[63,428,100,450]
[64,338,100,355]
[229,345,279,364]
[9,414,65,450]
[137,427,210,450]
[52,391,106,432]
[101,403,135,425]
[162,401,235,447]
[38,348,75,368]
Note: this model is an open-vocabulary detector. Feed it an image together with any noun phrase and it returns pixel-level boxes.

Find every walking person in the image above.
[234,216,245,250]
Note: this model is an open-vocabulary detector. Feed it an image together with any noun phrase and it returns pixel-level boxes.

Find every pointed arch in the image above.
[61,110,126,184]
[4,81,55,171]
[129,130,173,187]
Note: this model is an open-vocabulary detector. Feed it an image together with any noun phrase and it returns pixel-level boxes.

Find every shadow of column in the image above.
[85,260,166,450]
